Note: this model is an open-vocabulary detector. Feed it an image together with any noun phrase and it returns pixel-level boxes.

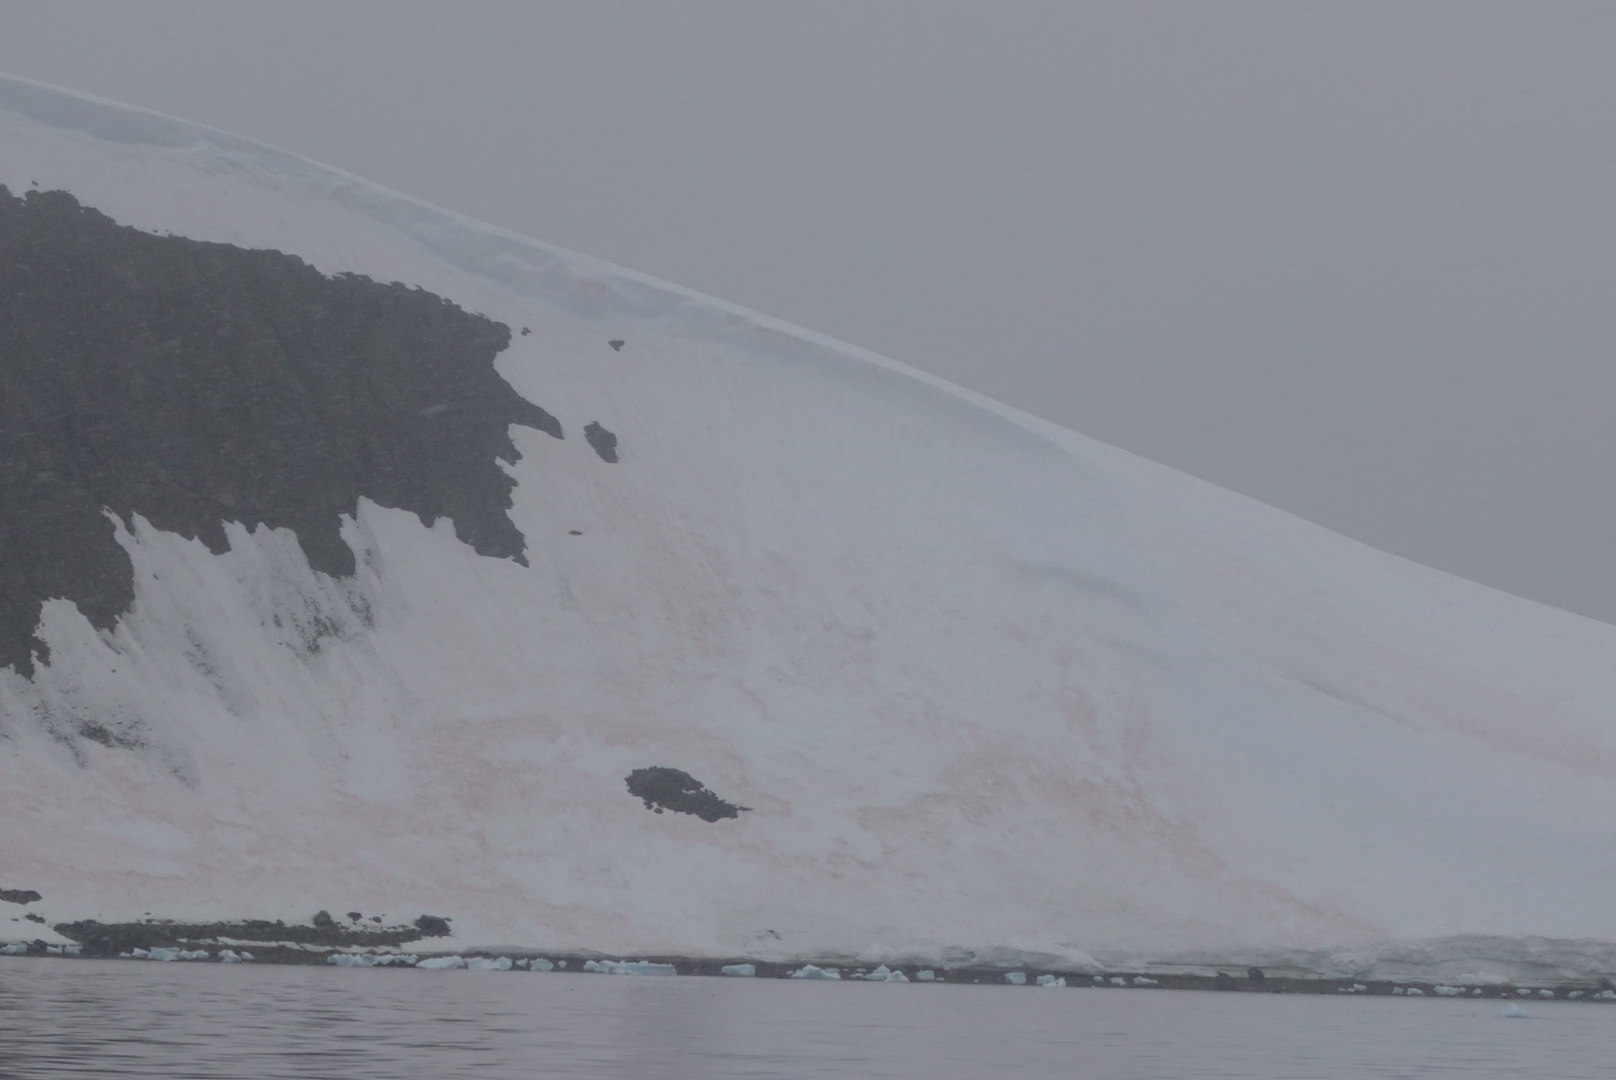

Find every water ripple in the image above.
[0,958,1609,1079]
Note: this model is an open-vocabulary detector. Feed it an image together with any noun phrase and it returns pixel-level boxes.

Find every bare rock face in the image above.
[583,421,618,463]
[625,767,749,822]
[0,186,562,676]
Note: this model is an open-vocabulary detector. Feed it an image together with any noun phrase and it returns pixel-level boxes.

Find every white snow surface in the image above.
[3,73,1616,980]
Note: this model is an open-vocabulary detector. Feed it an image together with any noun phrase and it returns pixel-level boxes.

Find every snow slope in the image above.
[3,72,1616,982]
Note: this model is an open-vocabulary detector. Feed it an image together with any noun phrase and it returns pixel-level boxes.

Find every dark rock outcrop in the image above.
[625,767,749,822]
[0,186,563,676]
[413,914,451,937]
[584,421,618,463]
[54,915,437,955]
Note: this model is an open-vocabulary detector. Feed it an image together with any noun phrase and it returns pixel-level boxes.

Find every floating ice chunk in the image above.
[789,964,840,980]
[146,948,177,962]
[1405,988,1424,996]
[1433,985,1459,996]
[1499,1003,1532,1018]
[514,959,529,968]
[416,956,467,970]
[860,967,910,982]
[721,964,756,977]
[557,961,567,969]
[1352,984,1367,993]
[179,950,209,961]
[64,945,81,956]
[1568,990,1583,999]
[130,948,149,959]
[1538,989,1554,998]
[593,960,675,976]
[1516,988,1532,996]
[530,958,554,972]
[1132,976,1158,986]
[328,953,363,967]
[1037,975,1066,988]
[915,970,936,982]
[1109,977,1126,986]
[1600,990,1616,1000]
[466,957,513,971]
[1004,972,1026,985]
[239,952,255,962]
[219,950,243,963]
[1391,987,1404,995]
[45,945,62,955]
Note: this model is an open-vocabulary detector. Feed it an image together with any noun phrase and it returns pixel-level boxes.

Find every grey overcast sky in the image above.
[3,1,1616,623]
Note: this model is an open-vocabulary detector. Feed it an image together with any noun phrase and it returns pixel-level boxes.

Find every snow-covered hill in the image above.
[3,72,1615,984]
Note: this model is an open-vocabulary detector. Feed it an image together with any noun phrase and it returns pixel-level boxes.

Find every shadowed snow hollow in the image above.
[2,73,1615,981]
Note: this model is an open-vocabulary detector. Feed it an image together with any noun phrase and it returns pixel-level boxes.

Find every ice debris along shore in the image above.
[5,942,1616,999]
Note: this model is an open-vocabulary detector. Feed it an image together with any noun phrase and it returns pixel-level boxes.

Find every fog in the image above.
[4,1,1615,621]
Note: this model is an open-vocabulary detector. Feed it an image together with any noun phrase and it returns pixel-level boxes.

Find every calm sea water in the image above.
[0,957,1609,1079]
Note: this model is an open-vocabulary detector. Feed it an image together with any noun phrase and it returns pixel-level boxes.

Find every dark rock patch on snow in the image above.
[584,421,619,463]
[55,915,441,956]
[0,186,563,676]
[0,889,42,905]
[413,914,451,937]
[625,767,749,822]
[608,339,624,351]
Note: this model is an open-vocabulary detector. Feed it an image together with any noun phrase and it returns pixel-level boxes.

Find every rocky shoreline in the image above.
[3,925,1614,1001]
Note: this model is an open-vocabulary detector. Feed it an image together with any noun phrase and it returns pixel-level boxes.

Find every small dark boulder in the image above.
[414,914,451,937]
[608,339,624,351]
[346,912,362,922]
[584,421,619,463]
[24,913,44,924]
[0,889,42,905]
[312,910,334,928]
[625,767,749,822]
[1247,967,1265,981]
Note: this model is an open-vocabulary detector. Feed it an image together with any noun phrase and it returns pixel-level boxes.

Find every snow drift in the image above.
[3,73,1615,983]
